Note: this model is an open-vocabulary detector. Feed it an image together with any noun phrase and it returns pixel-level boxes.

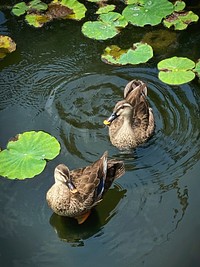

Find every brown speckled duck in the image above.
[46,151,125,224]
[104,80,155,150]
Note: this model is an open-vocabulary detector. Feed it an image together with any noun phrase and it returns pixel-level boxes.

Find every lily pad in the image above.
[194,60,200,78]
[101,42,153,65]
[12,2,29,16]
[82,12,128,40]
[12,0,48,17]
[0,35,16,59]
[173,1,186,12]
[0,131,60,179]
[157,56,196,85]
[96,5,116,14]
[163,11,199,30]
[123,0,174,26]
[58,0,87,20]
[25,13,51,27]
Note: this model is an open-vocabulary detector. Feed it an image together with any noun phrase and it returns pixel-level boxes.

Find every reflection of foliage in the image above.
[0,131,60,179]
[159,179,188,230]
[157,56,196,85]
[0,35,16,59]
[142,30,177,53]
[101,43,153,65]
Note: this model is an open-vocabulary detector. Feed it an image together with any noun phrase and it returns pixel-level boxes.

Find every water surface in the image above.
[0,5,200,267]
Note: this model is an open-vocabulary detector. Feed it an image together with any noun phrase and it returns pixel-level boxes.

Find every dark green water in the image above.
[1,4,200,267]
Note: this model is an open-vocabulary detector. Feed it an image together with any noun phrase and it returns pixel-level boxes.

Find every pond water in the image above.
[1,3,200,267]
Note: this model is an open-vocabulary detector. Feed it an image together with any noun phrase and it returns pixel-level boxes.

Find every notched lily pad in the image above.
[101,42,153,65]
[0,35,16,59]
[123,0,174,26]
[82,12,128,40]
[157,56,196,85]
[163,11,199,30]
[0,131,61,179]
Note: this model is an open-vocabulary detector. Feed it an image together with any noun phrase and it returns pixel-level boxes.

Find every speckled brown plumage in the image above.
[46,151,125,224]
[104,80,155,150]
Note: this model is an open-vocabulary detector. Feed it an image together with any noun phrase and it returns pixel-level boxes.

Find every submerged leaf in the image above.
[0,131,60,179]
[0,35,16,59]
[163,11,199,30]
[101,42,153,65]
[157,56,195,85]
[82,12,127,40]
[123,0,174,26]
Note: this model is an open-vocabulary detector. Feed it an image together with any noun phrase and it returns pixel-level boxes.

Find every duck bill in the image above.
[103,112,118,126]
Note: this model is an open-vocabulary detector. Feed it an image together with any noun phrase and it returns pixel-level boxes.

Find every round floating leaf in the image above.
[12,2,29,16]
[82,12,127,40]
[0,35,16,59]
[82,21,118,40]
[101,42,153,65]
[96,5,116,14]
[59,0,87,20]
[123,0,174,26]
[0,131,60,179]
[158,56,196,85]
[194,60,200,78]
[25,14,51,27]
[163,11,199,30]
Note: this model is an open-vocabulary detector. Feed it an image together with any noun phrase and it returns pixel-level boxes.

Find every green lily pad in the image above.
[157,56,196,85]
[96,5,116,14]
[194,60,200,78]
[0,35,16,59]
[12,0,48,17]
[12,2,29,16]
[163,11,199,30]
[28,0,48,11]
[123,0,174,26]
[82,12,128,40]
[0,131,60,179]
[174,1,186,12]
[101,42,153,65]
[25,14,51,27]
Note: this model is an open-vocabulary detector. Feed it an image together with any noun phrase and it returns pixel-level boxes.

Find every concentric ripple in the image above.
[45,67,200,182]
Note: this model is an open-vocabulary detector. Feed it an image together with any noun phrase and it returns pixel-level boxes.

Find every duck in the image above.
[104,80,155,150]
[46,151,125,224]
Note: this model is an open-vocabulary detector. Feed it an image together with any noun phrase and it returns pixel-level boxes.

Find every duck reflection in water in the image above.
[49,185,126,246]
[46,151,125,225]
